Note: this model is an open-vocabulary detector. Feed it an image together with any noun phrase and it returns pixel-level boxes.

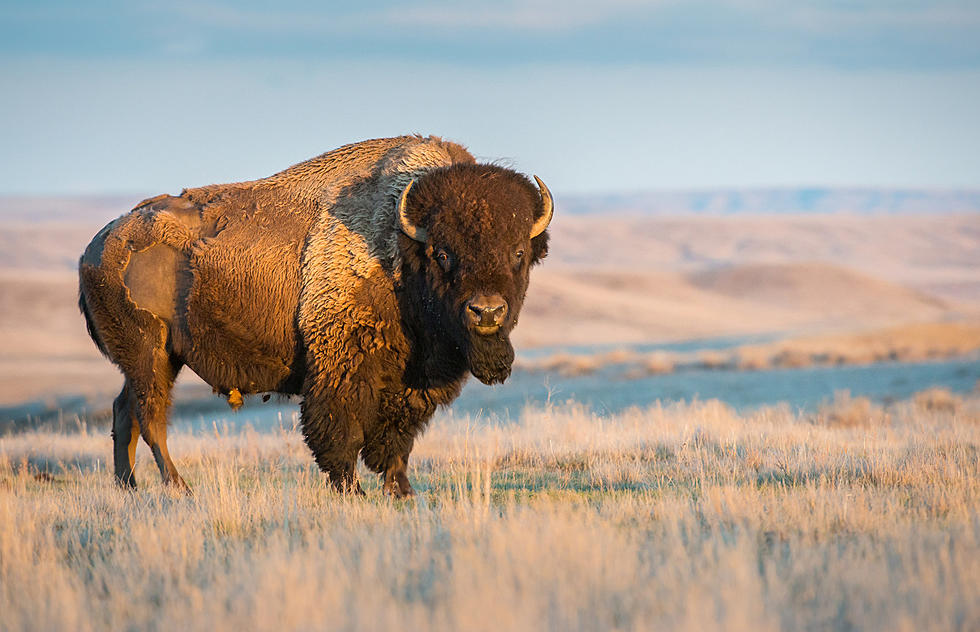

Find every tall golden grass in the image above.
[2,391,980,631]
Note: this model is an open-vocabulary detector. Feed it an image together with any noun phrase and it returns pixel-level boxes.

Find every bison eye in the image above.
[513,248,525,268]
[434,248,454,273]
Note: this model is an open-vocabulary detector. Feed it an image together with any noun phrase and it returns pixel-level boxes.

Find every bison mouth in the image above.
[465,330,514,385]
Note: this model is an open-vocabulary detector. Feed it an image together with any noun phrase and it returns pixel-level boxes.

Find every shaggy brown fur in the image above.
[78,135,551,496]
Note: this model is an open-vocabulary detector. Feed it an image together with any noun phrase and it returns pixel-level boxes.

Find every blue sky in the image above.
[1,1,979,194]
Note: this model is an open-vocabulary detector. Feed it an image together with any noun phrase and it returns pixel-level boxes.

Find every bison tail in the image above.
[78,272,110,358]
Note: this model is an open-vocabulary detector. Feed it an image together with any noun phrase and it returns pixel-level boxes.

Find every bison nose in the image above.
[466,294,508,331]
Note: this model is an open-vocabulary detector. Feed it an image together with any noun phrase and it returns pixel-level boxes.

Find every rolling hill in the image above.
[1,194,978,405]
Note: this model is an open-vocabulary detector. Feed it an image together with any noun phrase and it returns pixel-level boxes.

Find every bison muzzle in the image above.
[77,135,552,497]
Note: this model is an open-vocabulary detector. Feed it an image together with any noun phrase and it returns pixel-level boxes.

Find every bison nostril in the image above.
[489,304,507,322]
[466,295,508,327]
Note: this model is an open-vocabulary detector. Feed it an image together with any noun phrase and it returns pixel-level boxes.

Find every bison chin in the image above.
[465,331,515,385]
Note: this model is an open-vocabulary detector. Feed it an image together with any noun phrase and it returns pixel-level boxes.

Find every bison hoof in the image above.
[166,477,192,495]
[331,478,365,496]
[383,471,416,499]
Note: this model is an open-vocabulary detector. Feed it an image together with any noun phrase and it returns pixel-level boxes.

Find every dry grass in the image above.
[735,321,980,370]
[518,320,980,377]
[2,393,980,631]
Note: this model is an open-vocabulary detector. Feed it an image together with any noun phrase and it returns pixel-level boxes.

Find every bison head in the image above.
[397,164,552,385]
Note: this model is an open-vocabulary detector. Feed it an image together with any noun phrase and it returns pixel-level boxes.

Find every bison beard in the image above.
[413,291,515,385]
[465,331,515,385]
[421,286,516,385]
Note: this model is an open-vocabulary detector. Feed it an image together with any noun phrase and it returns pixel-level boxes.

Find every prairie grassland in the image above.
[2,392,980,631]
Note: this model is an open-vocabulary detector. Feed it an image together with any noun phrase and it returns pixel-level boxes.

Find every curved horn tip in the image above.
[398,179,427,243]
[530,174,554,238]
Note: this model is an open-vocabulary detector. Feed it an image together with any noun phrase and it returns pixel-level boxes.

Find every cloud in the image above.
[1,1,979,69]
[381,0,661,31]
[141,0,663,34]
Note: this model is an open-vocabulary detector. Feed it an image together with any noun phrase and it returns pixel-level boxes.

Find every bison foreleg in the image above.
[361,402,427,498]
[300,386,368,495]
[360,435,415,497]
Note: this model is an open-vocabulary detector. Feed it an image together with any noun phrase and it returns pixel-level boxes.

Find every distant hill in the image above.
[0,195,139,223]
[515,262,960,349]
[2,189,980,223]
[1,195,978,404]
[559,188,980,215]
[690,262,948,321]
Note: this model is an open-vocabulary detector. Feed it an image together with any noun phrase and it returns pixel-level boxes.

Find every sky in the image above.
[1,1,979,195]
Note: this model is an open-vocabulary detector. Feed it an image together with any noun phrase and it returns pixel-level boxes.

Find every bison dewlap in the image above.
[77,135,553,497]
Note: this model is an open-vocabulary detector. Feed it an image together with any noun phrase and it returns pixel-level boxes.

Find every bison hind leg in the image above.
[112,382,140,489]
[133,352,189,491]
[104,309,188,491]
[105,340,188,492]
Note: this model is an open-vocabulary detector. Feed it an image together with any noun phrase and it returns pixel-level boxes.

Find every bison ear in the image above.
[530,229,549,265]
[398,179,427,243]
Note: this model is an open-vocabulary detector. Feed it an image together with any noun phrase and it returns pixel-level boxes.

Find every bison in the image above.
[78,135,552,496]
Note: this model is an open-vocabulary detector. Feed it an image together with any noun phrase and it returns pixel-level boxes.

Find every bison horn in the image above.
[530,175,553,238]
[397,179,427,243]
